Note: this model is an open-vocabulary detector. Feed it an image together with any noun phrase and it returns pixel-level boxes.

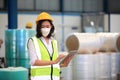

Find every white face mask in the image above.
[41,28,51,37]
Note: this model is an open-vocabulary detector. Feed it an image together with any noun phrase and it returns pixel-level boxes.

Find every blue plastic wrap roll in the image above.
[0,67,28,80]
[5,29,17,67]
[6,59,16,67]
[5,29,16,59]
[5,29,35,68]
[16,29,35,68]
[16,59,30,68]
[16,29,35,59]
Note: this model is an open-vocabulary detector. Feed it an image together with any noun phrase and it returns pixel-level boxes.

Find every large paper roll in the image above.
[117,36,120,51]
[66,33,120,52]
[66,33,100,52]
[97,33,120,52]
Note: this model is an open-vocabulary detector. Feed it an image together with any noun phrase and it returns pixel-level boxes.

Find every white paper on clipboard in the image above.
[60,50,77,67]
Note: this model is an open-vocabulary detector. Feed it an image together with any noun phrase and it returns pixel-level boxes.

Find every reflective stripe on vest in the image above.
[31,76,60,80]
[31,36,41,60]
[31,36,60,77]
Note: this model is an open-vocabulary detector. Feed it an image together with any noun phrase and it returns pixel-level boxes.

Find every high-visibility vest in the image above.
[30,36,60,79]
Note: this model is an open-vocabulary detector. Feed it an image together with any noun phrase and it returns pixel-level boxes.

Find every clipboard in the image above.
[60,50,77,67]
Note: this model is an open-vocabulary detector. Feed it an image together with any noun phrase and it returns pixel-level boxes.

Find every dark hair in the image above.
[36,20,55,38]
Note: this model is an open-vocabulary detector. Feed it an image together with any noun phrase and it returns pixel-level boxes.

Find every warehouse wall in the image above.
[0,13,7,57]
[110,14,120,32]
[104,14,109,32]
[0,13,81,57]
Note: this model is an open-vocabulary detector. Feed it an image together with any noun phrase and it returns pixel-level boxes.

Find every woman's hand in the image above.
[54,54,66,64]
[60,51,76,67]
[58,54,66,59]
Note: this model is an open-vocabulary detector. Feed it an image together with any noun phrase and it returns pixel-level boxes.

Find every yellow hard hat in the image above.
[26,22,33,28]
[36,12,53,24]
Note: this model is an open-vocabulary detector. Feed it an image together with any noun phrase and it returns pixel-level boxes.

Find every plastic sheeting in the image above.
[5,29,17,67]
[0,67,28,80]
[5,29,35,68]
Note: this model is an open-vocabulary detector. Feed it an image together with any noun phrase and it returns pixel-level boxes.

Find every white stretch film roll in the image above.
[66,33,101,52]
[97,33,120,51]
[61,61,72,80]
[72,54,95,80]
[95,52,111,79]
[117,52,120,73]
[110,52,119,78]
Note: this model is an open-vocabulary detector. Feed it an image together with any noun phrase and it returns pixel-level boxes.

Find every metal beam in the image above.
[8,0,17,29]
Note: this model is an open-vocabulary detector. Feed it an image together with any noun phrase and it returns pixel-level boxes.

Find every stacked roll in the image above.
[117,52,120,73]
[117,37,120,51]
[0,67,28,80]
[94,52,119,80]
[66,33,120,52]
[16,29,35,68]
[66,33,100,52]
[61,61,73,80]
[96,33,120,52]
[72,54,95,80]
[95,52,111,80]
[110,52,119,80]
[65,32,120,80]
[5,29,17,67]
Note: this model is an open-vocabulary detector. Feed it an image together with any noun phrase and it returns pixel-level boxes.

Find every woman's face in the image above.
[41,21,52,28]
[41,21,52,37]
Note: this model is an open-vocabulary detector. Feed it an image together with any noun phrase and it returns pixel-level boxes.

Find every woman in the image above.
[28,12,65,80]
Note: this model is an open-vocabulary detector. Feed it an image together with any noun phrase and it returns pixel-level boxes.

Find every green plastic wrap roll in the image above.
[5,58,16,67]
[16,59,30,68]
[5,29,16,59]
[16,29,35,59]
[0,67,28,80]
